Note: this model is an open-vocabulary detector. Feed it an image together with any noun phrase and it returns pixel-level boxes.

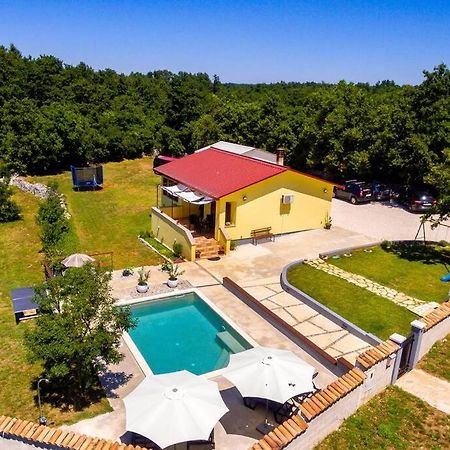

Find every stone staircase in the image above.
[194,235,223,259]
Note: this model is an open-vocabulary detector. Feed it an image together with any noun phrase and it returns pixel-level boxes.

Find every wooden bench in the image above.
[251,227,274,245]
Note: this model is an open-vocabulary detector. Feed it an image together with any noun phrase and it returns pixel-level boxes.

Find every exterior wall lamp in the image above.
[323,188,328,194]
[242,195,248,202]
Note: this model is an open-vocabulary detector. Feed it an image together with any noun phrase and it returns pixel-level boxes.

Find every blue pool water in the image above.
[128,292,252,375]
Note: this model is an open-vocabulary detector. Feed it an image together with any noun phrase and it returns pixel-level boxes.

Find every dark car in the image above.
[396,187,437,212]
[334,180,373,204]
[371,182,392,201]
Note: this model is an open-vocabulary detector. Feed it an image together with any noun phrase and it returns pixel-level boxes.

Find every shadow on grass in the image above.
[31,373,106,413]
[382,241,450,270]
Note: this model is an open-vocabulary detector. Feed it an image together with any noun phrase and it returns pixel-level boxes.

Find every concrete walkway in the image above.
[306,259,440,317]
[396,369,450,414]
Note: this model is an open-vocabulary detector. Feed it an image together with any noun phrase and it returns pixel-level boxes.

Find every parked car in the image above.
[334,180,372,204]
[397,187,437,212]
[371,182,392,201]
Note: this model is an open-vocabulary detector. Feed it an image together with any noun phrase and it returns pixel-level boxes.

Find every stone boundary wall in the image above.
[416,302,450,361]
[281,260,382,347]
[0,415,147,450]
[10,176,71,219]
[250,342,400,450]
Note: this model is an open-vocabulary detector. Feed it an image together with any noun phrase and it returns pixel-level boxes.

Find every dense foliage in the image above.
[0,178,20,222]
[0,45,449,199]
[36,183,69,256]
[25,264,135,395]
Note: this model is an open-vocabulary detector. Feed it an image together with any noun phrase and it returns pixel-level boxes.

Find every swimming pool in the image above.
[125,291,253,375]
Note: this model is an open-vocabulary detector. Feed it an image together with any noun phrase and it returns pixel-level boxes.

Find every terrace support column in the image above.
[409,320,427,369]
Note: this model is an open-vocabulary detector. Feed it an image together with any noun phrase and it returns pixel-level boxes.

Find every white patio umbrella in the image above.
[223,347,316,431]
[123,370,228,449]
[224,347,316,403]
[61,253,95,268]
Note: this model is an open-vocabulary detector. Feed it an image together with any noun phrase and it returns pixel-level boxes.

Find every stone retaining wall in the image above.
[10,176,71,219]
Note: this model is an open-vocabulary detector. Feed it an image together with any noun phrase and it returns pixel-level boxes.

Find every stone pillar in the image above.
[409,319,427,368]
[389,333,406,384]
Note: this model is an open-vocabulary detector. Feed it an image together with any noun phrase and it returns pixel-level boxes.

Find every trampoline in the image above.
[71,165,104,190]
[11,287,38,323]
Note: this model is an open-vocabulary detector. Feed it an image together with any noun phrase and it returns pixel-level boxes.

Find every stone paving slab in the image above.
[285,304,319,323]
[244,285,277,301]
[268,291,300,307]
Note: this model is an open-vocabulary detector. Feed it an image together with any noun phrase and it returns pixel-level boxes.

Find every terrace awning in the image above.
[162,184,213,205]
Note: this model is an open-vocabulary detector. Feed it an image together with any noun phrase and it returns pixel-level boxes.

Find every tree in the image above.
[36,184,69,255]
[25,264,136,397]
[0,179,20,222]
[425,148,450,226]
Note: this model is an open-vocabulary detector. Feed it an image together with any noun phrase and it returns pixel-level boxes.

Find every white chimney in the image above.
[276,148,285,166]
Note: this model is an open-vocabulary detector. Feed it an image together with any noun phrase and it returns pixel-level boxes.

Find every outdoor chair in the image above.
[187,430,215,449]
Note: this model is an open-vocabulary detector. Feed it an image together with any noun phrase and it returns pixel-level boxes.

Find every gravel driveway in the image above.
[331,199,450,242]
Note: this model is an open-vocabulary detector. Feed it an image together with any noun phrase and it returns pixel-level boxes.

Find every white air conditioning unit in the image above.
[282,194,295,204]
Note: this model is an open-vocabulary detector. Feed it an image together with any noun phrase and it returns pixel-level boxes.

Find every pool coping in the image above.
[117,288,259,379]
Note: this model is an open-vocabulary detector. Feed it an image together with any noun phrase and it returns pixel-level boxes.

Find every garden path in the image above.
[306,259,440,317]
[396,369,450,414]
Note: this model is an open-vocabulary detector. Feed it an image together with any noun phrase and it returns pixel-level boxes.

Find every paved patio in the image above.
[195,227,376,363]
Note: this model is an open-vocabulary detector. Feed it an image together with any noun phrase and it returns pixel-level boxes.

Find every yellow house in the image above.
[151,146,334,260]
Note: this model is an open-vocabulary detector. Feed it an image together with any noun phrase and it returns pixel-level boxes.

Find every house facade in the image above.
[151,146,334,260]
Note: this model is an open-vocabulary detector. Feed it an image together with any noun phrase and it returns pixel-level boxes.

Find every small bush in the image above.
[324,212,332,230]
[139,230,151,239]
[230,240,238,251]
[0,180,21,223]
[381,240,392,250]
[173,242,183,258]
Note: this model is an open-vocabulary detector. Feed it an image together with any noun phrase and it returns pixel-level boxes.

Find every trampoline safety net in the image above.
[71,165,104,189]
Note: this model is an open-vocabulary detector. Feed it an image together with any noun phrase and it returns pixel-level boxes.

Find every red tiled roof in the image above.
[154,148,288,199]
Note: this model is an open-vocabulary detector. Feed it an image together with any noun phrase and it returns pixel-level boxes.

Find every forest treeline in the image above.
[0,44,449,191]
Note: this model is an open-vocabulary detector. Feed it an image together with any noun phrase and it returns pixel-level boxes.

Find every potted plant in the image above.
[136,267,150,293]
[167,263,185,288]
[122,267,134,277]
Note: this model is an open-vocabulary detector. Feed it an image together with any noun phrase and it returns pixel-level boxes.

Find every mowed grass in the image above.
[287,264,417,340]
[315,386,450,450]
[418,334,450,382]
[32,157,161,269]
[329,246,449,303]
[0,189,110,425]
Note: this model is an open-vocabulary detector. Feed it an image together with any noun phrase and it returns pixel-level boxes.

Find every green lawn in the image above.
[418,334,450,382]
[32,157,162,269]
[315,386,450,450]
[0,157,163,425]
[0,189,111,425]
[328,245,449,303]
[287,264,417,340]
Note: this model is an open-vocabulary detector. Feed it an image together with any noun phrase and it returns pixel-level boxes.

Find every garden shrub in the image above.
[0,179,21,223]
[173,242,183,258]
[36,184,69,255]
